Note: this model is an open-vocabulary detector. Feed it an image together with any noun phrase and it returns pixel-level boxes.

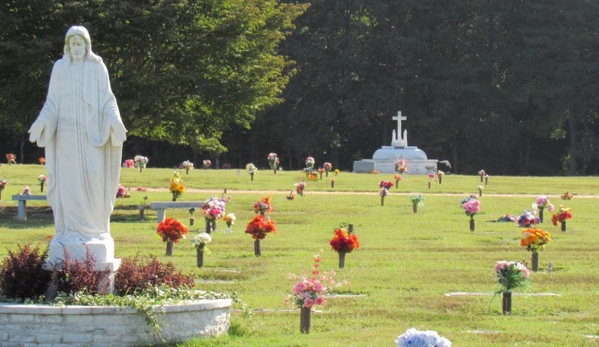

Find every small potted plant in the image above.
[494,261,530,315]
[156,217,189,256]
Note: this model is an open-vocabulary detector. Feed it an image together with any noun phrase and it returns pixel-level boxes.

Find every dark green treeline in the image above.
[2,0,599,175]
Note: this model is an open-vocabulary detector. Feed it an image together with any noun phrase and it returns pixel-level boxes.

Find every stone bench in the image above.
[11,195,47,220]
[150,201,204,223]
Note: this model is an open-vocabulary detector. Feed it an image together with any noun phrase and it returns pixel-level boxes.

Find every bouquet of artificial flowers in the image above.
[246,163,258,176]
[0,179,7,199]
[202,159,211,169]
[561,191,574,200]
[305,156,315,170]
[495,261,530,293]
[286,251,348,309]
[123,159,134,168]
[517,210,539,227]
[254,195,274,215]
[267,153,279,170]
[134,155,148,168]
[245,215,277,240]
[551,206,572,228]
[181,160,194,172]
[201,196,227,220]
[169,171,185,200]
[157,217,189,243]
[330,228,360,254]
[461,197,480,219]
[191,232,211,253]
[224,213,236,234]
[395,328,452,347]
[520,228,551,253]
[295,182,306,196]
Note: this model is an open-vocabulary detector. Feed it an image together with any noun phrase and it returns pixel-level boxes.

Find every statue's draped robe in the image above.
[34,58,123,242]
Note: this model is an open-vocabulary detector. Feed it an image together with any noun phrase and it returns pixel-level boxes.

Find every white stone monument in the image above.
[28,26,126,280]
[353,111,438,174]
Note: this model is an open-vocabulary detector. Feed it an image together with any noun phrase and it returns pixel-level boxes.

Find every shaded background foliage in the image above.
[1,0,598,175]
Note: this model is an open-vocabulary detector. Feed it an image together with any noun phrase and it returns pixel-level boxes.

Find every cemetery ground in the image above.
[1,165,599,346]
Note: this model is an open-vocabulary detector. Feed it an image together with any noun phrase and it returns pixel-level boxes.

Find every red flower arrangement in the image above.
[330,228,360,253]
[551,206,572,226]
[156,217,189,243]
[254,195,274,214]
[245,215,277,240]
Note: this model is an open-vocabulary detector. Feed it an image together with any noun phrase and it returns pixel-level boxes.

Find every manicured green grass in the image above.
[1,165,598,346]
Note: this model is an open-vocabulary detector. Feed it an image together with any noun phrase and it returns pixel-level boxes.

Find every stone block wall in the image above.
[0,299,231,347]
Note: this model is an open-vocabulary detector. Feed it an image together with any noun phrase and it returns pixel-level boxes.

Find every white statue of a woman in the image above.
[28,26,127,261]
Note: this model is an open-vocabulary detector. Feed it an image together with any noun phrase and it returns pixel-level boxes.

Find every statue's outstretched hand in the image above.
[28,121,45,143]
[110,122,127,146]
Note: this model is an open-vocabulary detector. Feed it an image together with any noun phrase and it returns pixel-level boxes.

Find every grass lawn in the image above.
[1,165,598,346]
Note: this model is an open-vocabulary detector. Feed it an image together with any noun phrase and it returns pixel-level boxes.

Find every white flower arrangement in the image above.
[191,232,212,253]
[395,328,451,347]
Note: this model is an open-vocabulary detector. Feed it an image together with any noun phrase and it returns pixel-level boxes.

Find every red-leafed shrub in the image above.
[0,244,51,301]
[114,255,195,296]
[49,247,111,296]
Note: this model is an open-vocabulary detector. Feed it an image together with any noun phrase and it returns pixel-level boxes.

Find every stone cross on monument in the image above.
[391,111,407,148]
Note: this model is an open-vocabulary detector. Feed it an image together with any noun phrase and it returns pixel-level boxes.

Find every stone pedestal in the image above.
[48,236,120,293]
[353,147,438,174]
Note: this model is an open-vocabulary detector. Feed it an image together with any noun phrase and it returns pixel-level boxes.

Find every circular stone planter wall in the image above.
[0,299,232,346]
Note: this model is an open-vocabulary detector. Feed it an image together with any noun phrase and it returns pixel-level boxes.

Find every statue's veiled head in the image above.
[64,26,101,63]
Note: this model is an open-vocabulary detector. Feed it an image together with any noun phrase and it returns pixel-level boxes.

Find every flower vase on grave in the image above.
[300,307,311,334]
[139,209,145,221]
[190,217,195,226]
[395,180,399,188]
[438,175,443,184]
[480,174,483,182]
[338,251,346,269]
[469,217,475,232]
[186,168,189,175]
[413,204,418,213]
[205,219,212,234]
[531,252,539,272]
[325,170,329,177]
[561,221,567,232]
[211,219,216,231]
[380,197,385,207]
[428,182,431,189]
[331,180,335,188]
[502,291,512,315]
[40,181,45,192]
[250,173,254,182]
[166,240,173,256]
[196,249,204,268]
[273,168,277,175]
[172,195,177,202]
[485,176,489,185]
[139,166,143,173]
[539,208,544,223]
[319,172,323,180]
[254,240,261,257]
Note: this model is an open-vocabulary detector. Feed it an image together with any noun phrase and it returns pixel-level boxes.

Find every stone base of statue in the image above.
[48,235,120,293]
[352,111,439,174]
[353,146,438,174]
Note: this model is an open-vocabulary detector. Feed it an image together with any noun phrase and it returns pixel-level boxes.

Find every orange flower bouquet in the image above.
[330,227,360,268]
[245,215,277,240]
[520,228,551,272]
[330,228,360,254]
[254,195,274,215]
[157,217,189,244]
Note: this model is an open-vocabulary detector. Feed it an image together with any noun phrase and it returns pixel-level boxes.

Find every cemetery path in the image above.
[136,188,598,198]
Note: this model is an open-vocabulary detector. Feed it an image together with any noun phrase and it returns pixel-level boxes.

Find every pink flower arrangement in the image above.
[535,196,554,211]
[122,159,134,168]
[201,196,227,220]
[461,197,480,218]
[287,252,347,309]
